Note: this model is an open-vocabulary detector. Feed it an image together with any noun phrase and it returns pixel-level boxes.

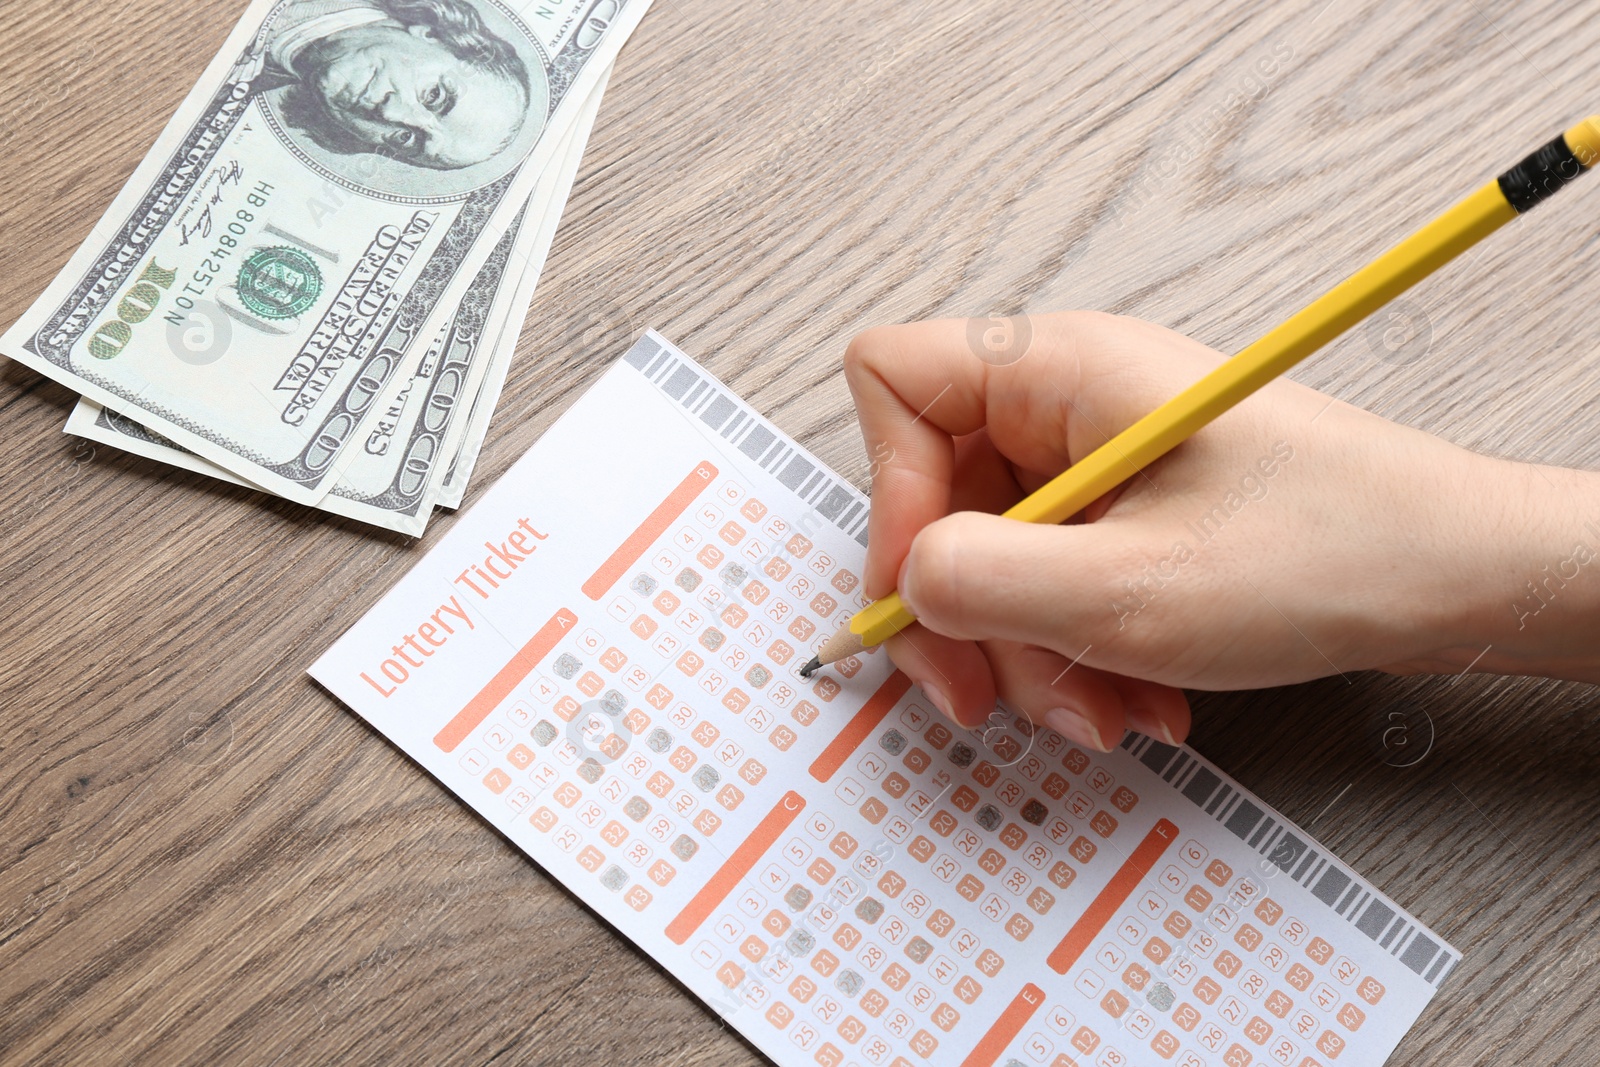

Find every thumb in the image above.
[896,510,1137,650]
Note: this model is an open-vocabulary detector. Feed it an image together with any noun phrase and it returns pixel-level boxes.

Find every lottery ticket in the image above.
[311,331,1458,1067]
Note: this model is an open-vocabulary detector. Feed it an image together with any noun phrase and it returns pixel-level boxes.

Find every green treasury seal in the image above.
[237,247,322,320]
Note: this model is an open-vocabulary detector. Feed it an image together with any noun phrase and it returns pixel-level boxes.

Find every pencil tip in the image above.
[799,656,822,679]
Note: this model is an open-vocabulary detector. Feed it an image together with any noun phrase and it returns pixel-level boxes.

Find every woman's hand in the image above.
[844,312,1600,750]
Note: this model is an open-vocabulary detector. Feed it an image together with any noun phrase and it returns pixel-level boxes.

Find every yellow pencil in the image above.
[802,116,1600,677]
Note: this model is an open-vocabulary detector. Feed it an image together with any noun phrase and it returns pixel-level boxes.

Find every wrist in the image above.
[1420,457,1600,682]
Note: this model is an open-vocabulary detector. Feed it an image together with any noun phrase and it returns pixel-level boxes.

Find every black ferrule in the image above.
[1498,134,1586,213]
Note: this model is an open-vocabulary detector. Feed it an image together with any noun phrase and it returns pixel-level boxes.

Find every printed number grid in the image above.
[448,465,866,900]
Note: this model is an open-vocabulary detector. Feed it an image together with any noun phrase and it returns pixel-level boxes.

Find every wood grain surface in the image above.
[3,0,1599,1064]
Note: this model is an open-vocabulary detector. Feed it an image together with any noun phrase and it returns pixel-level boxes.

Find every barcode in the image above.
[1120,733,1459,989]
[623,333,871,547]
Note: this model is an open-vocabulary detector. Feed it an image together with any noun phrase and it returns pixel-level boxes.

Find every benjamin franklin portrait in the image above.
[255,0,548,194]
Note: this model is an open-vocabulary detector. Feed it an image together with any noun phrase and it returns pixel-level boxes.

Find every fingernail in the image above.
[896,553,919,614]
[1125,703,1176,745]
[1044,706,1107,752]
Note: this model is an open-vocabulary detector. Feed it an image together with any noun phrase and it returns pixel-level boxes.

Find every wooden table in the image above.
[3,0,1598,1063]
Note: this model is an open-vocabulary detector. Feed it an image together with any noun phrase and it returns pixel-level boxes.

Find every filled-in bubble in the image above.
[1148,982,1175,1012]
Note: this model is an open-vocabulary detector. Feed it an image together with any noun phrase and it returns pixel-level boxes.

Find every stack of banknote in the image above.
[1,0,653,535]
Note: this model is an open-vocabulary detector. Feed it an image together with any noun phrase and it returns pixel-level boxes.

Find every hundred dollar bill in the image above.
[4,0,649,504]
[66,66,605,534]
